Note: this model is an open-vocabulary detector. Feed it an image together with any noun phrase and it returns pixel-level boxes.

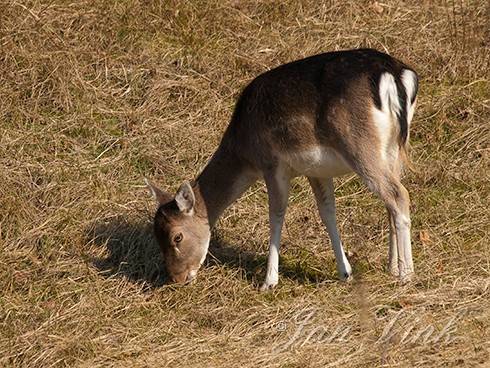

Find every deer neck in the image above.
[194,147,257,228]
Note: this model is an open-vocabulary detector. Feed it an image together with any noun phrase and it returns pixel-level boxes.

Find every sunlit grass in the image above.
[0,0,488,367]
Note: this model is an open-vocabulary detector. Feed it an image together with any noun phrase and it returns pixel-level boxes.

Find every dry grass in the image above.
[1,0,489,367]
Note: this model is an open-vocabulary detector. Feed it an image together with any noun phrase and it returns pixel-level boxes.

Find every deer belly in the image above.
[282,146,352,178]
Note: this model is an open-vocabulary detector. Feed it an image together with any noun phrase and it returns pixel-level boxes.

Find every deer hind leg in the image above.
[260,167,290,291]
[389,180,413,283]
[387,154,403,277]
[387,208,399,276]
[308,177,352,280]
[362,169,413,283]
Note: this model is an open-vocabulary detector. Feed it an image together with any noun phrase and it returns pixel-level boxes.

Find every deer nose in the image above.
[169,269,197,284]
[170,272,188,284]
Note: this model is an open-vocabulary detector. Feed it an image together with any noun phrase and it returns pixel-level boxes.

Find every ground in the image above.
[0,1,489,367]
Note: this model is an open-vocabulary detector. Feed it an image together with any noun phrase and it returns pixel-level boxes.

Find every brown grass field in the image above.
[1,0,489,367]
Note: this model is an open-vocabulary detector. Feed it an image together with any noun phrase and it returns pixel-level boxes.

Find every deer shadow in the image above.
[85,216,336,289]
[85,216,167,288]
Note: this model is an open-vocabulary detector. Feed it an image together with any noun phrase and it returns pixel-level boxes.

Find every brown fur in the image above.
[148,48,418,286]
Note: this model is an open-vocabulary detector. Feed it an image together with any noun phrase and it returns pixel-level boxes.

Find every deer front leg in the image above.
[260,169,290,291]
[308,177,352,280]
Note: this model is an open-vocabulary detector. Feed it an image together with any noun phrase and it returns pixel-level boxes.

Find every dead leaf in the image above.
[419,230,431,245]
[372,1,384,14]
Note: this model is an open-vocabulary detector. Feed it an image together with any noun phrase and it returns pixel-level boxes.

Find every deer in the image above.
[145,48,418,291]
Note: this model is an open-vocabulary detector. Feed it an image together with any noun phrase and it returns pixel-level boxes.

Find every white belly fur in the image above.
[280,146,352,178]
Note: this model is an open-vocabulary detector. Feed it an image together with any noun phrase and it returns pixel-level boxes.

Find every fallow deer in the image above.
[146,48,418,291]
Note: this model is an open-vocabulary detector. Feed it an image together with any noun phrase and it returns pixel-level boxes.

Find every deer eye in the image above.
[173,233,183,244]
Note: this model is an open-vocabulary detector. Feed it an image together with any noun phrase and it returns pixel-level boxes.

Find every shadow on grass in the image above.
[207,232,337,286]
[85,217,336,289]
[85,217,167,289]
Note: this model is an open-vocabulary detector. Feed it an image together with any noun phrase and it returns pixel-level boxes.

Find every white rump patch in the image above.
[375,72,407,162]
[378,72,401,117]
[401,69,418,125]
[401,69,417,103]
[371,105,395,163]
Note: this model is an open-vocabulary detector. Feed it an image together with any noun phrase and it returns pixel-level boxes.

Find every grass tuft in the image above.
[1,0,488,367]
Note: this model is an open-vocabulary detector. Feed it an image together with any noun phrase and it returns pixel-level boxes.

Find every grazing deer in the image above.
[146,48,418,290]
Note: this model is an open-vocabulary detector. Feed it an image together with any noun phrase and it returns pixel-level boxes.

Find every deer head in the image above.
[145,179,210,284]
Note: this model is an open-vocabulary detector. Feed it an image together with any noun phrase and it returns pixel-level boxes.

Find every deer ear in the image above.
[175,181,195,214]
[144,178,172,206]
